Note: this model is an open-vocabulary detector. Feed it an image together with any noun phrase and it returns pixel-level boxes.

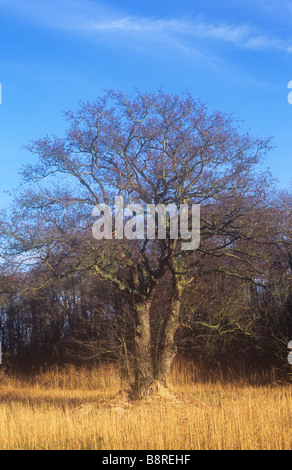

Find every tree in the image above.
[0,88,275,397]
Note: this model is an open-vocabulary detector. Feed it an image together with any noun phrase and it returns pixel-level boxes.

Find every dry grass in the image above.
[0,361,292,450]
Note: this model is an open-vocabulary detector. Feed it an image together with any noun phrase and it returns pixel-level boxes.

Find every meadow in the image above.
[0,361,291,450]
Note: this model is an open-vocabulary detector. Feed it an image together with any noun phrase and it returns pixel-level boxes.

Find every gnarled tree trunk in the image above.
[132,281,183,399]
[158,287,182,386]
[132,290,155,398]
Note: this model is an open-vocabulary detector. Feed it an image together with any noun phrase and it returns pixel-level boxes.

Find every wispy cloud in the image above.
[86,15,292,55]
[1,0,292,55]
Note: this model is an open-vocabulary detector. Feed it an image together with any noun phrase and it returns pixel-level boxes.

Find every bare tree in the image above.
[0,89,276,396]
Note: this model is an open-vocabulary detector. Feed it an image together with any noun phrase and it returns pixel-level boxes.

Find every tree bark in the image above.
[132,290,155,398]
[132,281,182,398]
[158,287,182,386]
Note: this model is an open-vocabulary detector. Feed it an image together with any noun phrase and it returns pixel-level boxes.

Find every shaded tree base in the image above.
[130,380,177,401]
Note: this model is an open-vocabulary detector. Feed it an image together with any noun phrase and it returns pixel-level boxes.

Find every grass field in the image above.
[0,361,291,450]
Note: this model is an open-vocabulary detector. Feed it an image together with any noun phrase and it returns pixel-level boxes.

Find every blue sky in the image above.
[0,0,292,209]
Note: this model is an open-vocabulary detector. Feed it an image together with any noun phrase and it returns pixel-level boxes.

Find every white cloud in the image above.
[86,15,292,55]
[1,0,292,54]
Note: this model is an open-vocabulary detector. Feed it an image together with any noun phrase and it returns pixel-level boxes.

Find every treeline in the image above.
[0,227,291,377]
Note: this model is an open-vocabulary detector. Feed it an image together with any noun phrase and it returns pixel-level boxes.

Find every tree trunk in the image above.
[158,287,182,386]
[132,291,155,398]
[132,284,182,398]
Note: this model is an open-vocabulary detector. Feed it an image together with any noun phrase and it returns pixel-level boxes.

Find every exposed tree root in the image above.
[129,381,179,402]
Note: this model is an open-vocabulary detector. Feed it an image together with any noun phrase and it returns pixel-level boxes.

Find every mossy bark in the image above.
[132,292,155,398]
[132,282,183,398]
[158,288,182,386]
